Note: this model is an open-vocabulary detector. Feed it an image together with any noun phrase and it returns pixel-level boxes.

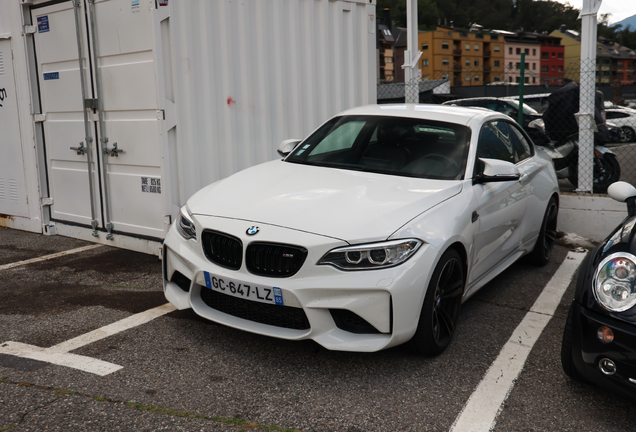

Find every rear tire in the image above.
[567,153,620,194]
[409,249,464,356]
[561,303,583,380]
[529,196,558,266]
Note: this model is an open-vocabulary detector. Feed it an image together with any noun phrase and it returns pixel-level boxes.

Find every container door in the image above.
[87,0,165,239]
[31,0,165,240]
[0,38,29,218]
[31,1,102,229]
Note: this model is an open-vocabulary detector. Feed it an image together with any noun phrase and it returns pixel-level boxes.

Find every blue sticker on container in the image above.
[37,16,50,33]
[204,271,212,289]
[273,287,284,305]
[43,72,59,81]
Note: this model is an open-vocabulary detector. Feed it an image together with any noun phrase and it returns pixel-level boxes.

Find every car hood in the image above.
[188,160,463,243]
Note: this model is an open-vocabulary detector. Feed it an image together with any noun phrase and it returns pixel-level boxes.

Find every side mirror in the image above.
[608,181,636,216]
[473,158,521,185]
[277,139,302,157]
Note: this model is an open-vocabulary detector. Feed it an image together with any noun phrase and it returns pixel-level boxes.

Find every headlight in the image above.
[528,118,545,133]
[175,205,197,240]
[594,252,636,312]
[318,239,422,270]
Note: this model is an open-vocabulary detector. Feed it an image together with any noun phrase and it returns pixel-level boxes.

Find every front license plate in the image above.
[203,272,284,306]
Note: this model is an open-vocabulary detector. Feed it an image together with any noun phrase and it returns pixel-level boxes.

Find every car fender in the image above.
[574,214,636,325]
[595,145,615,156]
[389,182,476,281]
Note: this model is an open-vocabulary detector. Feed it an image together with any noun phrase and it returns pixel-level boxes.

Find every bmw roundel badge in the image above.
[246,226,259,236]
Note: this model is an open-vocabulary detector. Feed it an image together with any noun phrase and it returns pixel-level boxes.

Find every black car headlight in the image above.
[318,239,422,270]
[176,206,197,241]
[594,252,636,312]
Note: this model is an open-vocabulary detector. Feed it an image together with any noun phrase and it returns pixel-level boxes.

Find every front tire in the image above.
[409,249,464,356]
[561,303,583,380]
[529,196,558,266]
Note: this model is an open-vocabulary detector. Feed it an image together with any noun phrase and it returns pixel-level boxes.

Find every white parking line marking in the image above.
[0,244,104,271]
[0,303,177,376]
[0,342,122,376]
[450,251,585,432]
[50,303,177,353]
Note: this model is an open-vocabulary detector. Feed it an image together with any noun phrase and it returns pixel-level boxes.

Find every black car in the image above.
[442,97,549,146]
[562,181,636,398]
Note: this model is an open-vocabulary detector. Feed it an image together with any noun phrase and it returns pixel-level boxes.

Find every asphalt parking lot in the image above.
[1,227,636,431]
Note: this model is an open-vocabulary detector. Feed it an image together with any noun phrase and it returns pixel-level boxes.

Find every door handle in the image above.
[70,142,87,155]
[103,142,124,157]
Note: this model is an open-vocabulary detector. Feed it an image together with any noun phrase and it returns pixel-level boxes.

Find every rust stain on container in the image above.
[0,214,15,228]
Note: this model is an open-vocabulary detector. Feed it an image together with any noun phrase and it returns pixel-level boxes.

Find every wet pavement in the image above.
[1,226,635,431]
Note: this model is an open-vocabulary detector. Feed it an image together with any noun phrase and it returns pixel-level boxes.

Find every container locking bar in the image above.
[102,139,124,157]
[73,0,99,238]
[70,141,87,155]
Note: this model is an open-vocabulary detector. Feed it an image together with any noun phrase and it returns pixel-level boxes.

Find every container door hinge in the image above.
[33,113,46,122]
[24,26,36,35]
[84,98,98,110]
[41,197,54,206]
[156,109,165,120]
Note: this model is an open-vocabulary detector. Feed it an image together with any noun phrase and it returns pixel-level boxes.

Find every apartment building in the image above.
[550,25,636,85]
[536,34,565,85]
[418,25,505,86]
[503,32,542,84]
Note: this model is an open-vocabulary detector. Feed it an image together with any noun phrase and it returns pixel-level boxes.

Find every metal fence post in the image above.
[403,0,421,103]
[518,52,525,126]
[577,0,603,193]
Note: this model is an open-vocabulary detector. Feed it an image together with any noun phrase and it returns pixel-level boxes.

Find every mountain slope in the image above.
[612,14,636,30]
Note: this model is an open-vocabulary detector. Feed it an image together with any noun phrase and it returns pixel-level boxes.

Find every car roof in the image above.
[501,93,551,100]
[338,104,500,126]
[606,105,636,112]
[442,97,513,105]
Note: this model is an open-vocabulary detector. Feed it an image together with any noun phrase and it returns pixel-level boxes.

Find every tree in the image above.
[376,0,636,49]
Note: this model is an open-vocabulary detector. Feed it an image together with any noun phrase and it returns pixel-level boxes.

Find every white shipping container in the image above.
[0,0,377,254]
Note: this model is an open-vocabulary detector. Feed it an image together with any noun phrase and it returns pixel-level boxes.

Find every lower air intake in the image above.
[200,287,310,330]
[330,309,383,334]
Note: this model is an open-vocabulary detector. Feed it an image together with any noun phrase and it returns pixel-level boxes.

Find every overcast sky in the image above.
[554,0,635,25]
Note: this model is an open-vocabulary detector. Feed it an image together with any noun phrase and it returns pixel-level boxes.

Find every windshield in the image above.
[286,115,471,180]
[507,100,540,116]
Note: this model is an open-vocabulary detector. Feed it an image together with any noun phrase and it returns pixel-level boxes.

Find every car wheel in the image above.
[567,154,620,194]
[561,303,583,380]
[410,248,464,356]
[529,196,558,266]
[621,126,635,143]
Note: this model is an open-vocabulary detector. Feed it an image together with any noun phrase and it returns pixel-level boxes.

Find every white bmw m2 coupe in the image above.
[163,104,559,356]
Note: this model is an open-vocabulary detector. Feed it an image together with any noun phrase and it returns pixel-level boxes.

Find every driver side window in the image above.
[476,121,515,165]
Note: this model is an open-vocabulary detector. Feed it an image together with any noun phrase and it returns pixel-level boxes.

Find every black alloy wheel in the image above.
[621,126,635,143]
[410,249,464,356]
[530,196,558,266]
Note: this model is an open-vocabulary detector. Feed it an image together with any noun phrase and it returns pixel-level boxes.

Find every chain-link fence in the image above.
[378,61,636,194]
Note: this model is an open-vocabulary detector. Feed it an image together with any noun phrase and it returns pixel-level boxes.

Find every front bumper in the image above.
[162,215,440,352]
[570,301,636,399]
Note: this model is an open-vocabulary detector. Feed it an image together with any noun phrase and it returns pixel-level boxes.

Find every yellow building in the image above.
[549,28,582,82]
[550,26,614,84]
[418,26,506,86]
